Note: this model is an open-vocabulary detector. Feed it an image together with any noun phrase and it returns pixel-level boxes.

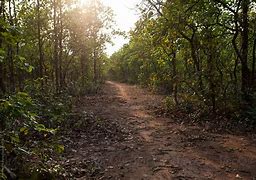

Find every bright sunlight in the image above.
[103,0,140,55]
[79,0,140,55]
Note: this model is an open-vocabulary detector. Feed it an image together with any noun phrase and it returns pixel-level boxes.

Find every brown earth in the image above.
[64,81,256,180]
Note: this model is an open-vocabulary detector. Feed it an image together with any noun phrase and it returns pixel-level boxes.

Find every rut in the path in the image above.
[71,81,256,180]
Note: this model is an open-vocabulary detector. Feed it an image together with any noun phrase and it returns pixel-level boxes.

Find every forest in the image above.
[109,0,256,116]
[1,0,256,179]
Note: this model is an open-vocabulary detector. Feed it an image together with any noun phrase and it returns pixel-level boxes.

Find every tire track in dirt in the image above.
[77,81,256,180]
[107,81,163,143]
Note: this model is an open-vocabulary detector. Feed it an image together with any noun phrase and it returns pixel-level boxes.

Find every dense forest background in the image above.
[0,0,113,95]
[1,0,256,179]
[0,0,114,178]
[109,0,256,122]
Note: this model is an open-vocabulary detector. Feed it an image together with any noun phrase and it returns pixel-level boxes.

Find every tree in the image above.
[109,0,256,114]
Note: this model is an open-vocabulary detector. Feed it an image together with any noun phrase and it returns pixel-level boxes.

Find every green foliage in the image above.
[67,78,102,96]
[0,89,68,178]
[0,0,113,178]
[15,55,34,73]
[23,79,72,127]
[163,96,175,112]
[0,92,36,129]
[240,105,256,128]
[108,0,256,126]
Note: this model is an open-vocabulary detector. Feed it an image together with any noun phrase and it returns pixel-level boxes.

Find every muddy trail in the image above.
[64,81,256,180]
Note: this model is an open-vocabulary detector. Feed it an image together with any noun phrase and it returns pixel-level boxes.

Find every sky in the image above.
[101,0,141,56]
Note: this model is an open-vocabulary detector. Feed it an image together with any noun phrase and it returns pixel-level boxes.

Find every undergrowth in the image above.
[161,94,256,133]
[0,79,102,179]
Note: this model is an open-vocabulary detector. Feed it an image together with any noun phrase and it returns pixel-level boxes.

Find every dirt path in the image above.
[71,81,256,180]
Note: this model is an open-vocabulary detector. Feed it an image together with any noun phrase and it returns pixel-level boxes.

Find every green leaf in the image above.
[34,124,46,132]
[54,144,64,153]
[17,92,29,97]
[34,124,56,134]
[10,134,20,143]
[26,65,34,73]
[20,127,29,135]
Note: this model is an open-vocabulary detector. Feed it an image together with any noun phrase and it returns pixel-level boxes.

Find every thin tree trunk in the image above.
[233,57,239,94]
[240,0,250,98]
[252,37,256,87]
[0,0,5,93]
[80,49,86,79]
[8,0,15,92]
[59,0,63,88]
[93,49,97,82]
[37,0,44,87]
[53,0,59,91]
[172,52,179,105]
[190,39,203,93]
[207,32,216,113]
[12,0,23,91]
[0,65,5,94]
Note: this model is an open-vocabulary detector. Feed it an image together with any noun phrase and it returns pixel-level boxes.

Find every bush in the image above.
[67,78,102,96]
[163,96,175,112]
[0,90,67,179]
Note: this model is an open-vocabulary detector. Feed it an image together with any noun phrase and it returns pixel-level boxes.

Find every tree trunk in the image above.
[252,37,256,87]
[0,0,5,93]
[172,52,179,105]
[206,30,216,113]
[8,0,15,92]
[37,0,44,87]
[80,49,86,79]
[240,0,250,99]
[12,0,22,91]
[93,49,97,82]
[190,38,203,93]
[59,0,63,88]
[53,0,59,91]
[8,46,15,92]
